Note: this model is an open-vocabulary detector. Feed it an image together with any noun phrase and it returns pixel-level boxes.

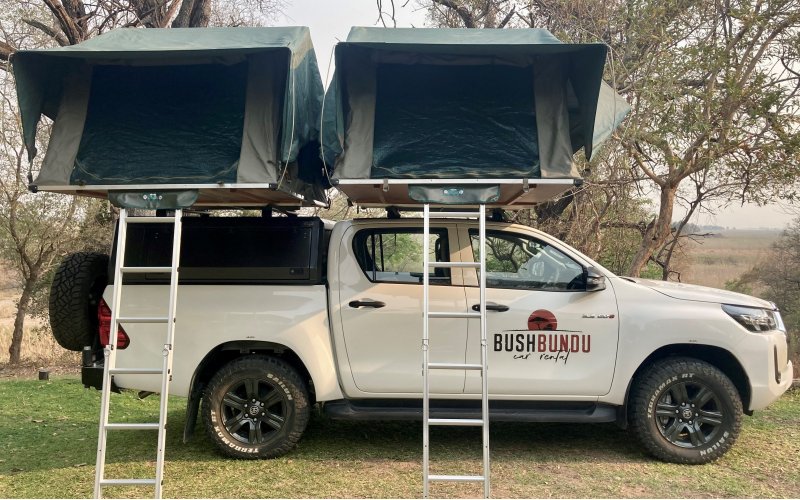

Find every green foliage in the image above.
[729,218,800,367]
[418,0,800,277]
[375,232,426,273]
[725,278,753,296]
[638,262,664,280]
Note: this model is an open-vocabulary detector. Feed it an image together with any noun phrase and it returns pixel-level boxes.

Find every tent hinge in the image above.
[382,179,389,192]
[522,178,530,193]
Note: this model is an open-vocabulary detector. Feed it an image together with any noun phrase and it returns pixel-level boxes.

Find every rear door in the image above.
[459,225,620,396]
[337,223,469,395]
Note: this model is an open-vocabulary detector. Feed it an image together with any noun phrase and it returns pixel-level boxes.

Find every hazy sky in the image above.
[283,0,428,82]
[280,1,796,230]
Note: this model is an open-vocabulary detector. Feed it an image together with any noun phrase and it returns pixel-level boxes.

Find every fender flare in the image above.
[182,340,311,442]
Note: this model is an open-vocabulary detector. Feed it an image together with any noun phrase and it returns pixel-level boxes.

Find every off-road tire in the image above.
[202,356,310,459]
[630,357,742,464]
[48,252,109,351]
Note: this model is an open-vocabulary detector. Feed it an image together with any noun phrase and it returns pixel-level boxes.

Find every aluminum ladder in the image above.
[422,204,490,498]
[94,208,183,499]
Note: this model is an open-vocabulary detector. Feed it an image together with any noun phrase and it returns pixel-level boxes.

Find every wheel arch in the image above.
[182,340,314,443]
[617,343,752,428]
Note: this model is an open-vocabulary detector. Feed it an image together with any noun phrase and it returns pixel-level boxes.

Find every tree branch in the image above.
[0,40,14,63]
[497,5,515,28]
[430,0,476,27]
[22,19,69,46]
[42,0,85,44]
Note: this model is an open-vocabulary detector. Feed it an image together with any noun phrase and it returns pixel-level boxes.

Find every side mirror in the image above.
[585,267,606,292]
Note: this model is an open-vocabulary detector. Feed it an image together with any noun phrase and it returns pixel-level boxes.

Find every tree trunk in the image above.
[172,0,211,27]
[8,278,36,364]
[627,185,677,277]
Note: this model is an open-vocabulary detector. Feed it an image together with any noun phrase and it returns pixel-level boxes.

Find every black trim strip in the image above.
[323,399,617,423]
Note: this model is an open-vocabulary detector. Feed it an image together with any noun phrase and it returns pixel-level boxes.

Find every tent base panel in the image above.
[32,184,325,208]
[333,178,578,209]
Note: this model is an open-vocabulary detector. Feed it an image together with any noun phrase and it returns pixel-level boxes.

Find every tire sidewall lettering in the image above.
[267,372,294,401]
[211,374,294,452]
[632,360,741,464]
[202,356,310,459]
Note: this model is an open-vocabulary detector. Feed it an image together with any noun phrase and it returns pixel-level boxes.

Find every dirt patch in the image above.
[0,361,80,379]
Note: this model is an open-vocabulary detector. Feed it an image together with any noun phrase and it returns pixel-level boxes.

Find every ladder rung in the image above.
[125,216,175,224]
[429,418,483,426]
[427,211,479,218]
[105,423,160,431]
[120,266,173,273]
[116,316,169,324]
[429,311,482,319]
[427,261,480,269]
[99,479,157,486]
[427,362,483,371]
[109,368,164,375]
[428,475,485,482]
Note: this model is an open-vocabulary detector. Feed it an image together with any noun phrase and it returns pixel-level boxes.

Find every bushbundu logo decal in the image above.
[494,309,591,364]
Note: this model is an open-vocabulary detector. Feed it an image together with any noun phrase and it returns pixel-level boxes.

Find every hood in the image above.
[624,278,774,309]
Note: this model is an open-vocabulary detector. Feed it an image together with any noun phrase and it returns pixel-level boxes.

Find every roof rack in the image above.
[333,178,579,209]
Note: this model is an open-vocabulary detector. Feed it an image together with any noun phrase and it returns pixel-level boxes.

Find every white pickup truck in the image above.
[50,214,793,464]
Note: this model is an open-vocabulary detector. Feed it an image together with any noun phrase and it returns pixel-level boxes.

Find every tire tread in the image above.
[48,252,109,351]
[201,355,310,459]
[629,357,742,464]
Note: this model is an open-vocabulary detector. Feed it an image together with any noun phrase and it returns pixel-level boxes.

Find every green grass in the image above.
[1,378,799,498]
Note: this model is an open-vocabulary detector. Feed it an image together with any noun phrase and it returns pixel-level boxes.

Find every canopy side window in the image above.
[353,228,451,285]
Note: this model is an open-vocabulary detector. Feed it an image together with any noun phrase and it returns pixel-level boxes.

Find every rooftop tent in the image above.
[322,27,630,207]
[13,27,327,207]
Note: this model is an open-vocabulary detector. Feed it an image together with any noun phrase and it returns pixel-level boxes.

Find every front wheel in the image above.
[202,356,310,459]
[629,358,742,464]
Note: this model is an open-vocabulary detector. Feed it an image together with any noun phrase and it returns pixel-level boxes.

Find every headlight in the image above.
[722,304,781,332]
[768,302,787,332]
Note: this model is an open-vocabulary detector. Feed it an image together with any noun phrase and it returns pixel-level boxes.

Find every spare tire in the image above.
[49,252,109,351]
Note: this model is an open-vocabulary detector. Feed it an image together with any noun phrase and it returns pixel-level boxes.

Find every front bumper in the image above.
[744,327,793,411]
[750,360,793,410]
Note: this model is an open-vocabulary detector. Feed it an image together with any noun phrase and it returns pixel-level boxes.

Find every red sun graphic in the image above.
[527,309,558,331]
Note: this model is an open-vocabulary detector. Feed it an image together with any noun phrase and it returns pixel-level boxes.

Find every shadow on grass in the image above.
[172,408,646,467]
[2,377,645,478]
[292,411,645,464]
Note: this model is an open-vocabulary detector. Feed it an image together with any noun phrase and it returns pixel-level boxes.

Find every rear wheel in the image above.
[202,356,310,459]
[629,358,742,464]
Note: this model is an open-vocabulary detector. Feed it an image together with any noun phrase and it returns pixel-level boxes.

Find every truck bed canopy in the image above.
[322,27,629,207]
[13,27,326,207]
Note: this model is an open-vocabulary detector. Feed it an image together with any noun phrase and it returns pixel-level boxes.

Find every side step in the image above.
[323,399,618,423]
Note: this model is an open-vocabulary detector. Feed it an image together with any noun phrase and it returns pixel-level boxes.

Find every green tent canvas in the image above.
[13,27,326,207]
[322,27,630,206]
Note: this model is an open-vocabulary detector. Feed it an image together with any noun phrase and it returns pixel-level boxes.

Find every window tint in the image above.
[119,217,325,284]
[354,228,450,284]
[469,230,584,291]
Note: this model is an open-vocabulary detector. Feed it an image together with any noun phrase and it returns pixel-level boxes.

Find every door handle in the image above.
[471,302,509,312]
[349,299,386,309]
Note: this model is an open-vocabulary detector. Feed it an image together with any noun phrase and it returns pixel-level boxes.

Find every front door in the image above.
[460,227,620,396]
[337,224,468,394]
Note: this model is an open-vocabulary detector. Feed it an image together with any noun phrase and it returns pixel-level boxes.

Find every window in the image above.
[121,217,325,284]
[354,228,450,284]
[469,230,585,291]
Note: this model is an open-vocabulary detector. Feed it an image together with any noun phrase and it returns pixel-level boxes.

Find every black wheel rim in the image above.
[654,380,725,448]
[220,377,288,445]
